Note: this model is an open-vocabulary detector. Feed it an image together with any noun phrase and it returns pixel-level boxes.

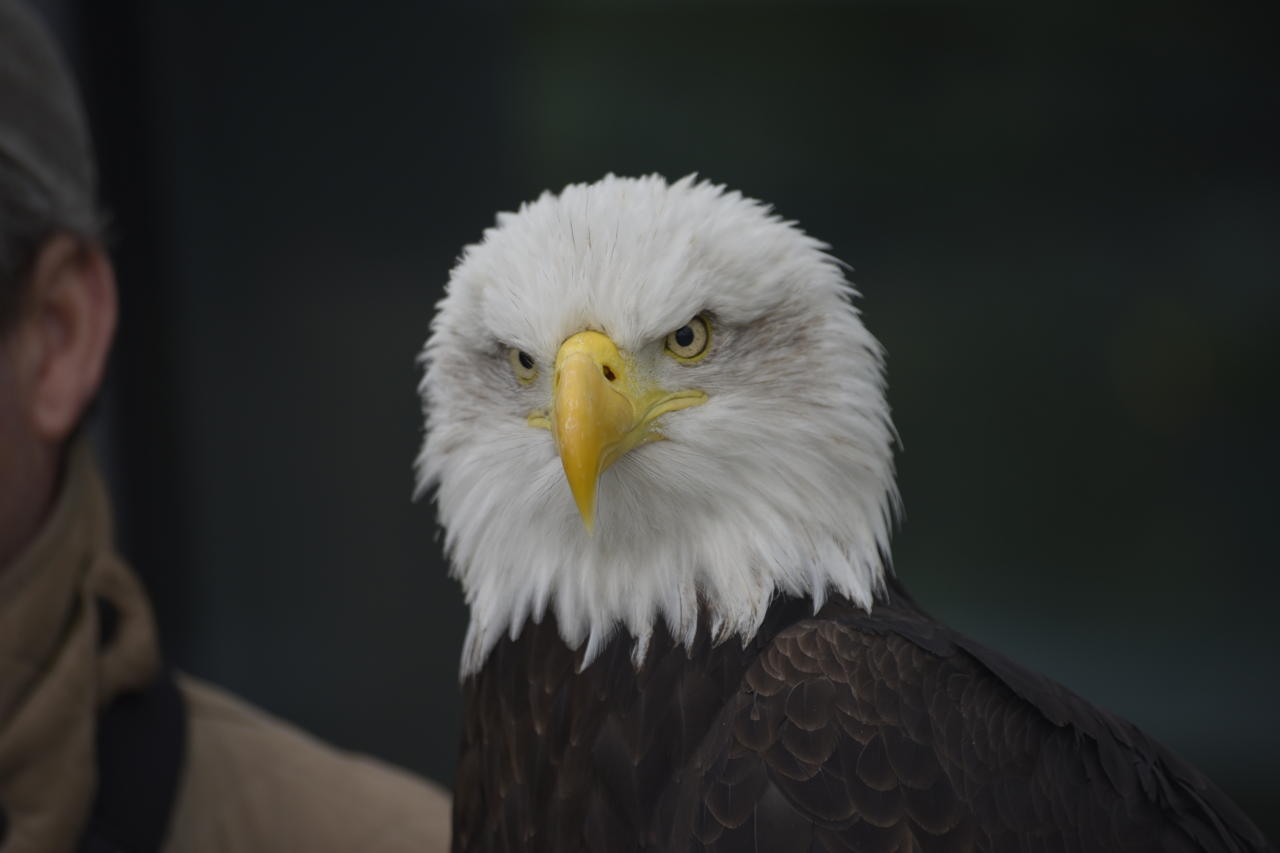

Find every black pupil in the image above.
[674,325,695,347]
[517,351,534,370]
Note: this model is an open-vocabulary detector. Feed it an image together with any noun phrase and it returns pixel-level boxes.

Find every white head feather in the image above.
[416,174,899,677]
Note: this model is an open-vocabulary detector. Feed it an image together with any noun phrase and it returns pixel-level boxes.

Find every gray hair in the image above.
[0,0,101,329]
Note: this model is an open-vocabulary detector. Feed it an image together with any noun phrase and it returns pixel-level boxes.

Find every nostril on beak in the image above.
[602,365,617,382]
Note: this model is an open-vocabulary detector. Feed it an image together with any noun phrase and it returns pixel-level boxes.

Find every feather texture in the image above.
[454,589,1273,852]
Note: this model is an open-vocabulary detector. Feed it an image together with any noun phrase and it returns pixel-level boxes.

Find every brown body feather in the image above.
[453,582,1272,852]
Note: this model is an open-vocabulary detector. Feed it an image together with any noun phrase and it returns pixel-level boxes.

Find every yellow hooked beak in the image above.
[529,330,706,532]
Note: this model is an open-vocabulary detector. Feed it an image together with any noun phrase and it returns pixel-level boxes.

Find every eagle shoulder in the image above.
[672,598,1272,852]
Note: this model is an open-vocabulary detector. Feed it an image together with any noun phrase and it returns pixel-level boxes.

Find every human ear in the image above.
[9,234,117,440]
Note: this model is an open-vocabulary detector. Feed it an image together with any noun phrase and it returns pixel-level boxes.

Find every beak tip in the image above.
[574,496,597,534]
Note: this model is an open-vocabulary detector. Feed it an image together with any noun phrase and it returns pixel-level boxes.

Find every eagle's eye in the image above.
[509,348,538,383]
[665,315,712,362]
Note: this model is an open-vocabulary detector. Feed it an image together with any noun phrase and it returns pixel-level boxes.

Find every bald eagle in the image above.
[416,175,1270,852]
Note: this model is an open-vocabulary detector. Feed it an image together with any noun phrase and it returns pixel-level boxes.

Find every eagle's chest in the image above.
[452,618,756,851]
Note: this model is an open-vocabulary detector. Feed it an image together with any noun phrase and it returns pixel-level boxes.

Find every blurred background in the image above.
[33,0,1280,837]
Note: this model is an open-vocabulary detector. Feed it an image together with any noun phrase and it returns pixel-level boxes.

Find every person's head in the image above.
[0,0,117,567]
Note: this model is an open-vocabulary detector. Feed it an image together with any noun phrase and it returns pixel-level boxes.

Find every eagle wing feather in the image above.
[671,594,1271,852]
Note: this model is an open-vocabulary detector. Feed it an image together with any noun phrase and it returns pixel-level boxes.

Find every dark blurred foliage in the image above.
[42,0,1280,836]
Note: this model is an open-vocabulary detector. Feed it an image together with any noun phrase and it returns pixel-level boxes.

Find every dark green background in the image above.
[51,0,1280,838]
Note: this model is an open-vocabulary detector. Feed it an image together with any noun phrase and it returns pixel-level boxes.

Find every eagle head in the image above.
[416,174,898,675]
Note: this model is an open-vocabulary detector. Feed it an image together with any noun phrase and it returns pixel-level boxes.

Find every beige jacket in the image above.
[0,444,451,852]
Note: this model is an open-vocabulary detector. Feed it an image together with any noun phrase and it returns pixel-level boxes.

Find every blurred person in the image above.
[0,2,450,850]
